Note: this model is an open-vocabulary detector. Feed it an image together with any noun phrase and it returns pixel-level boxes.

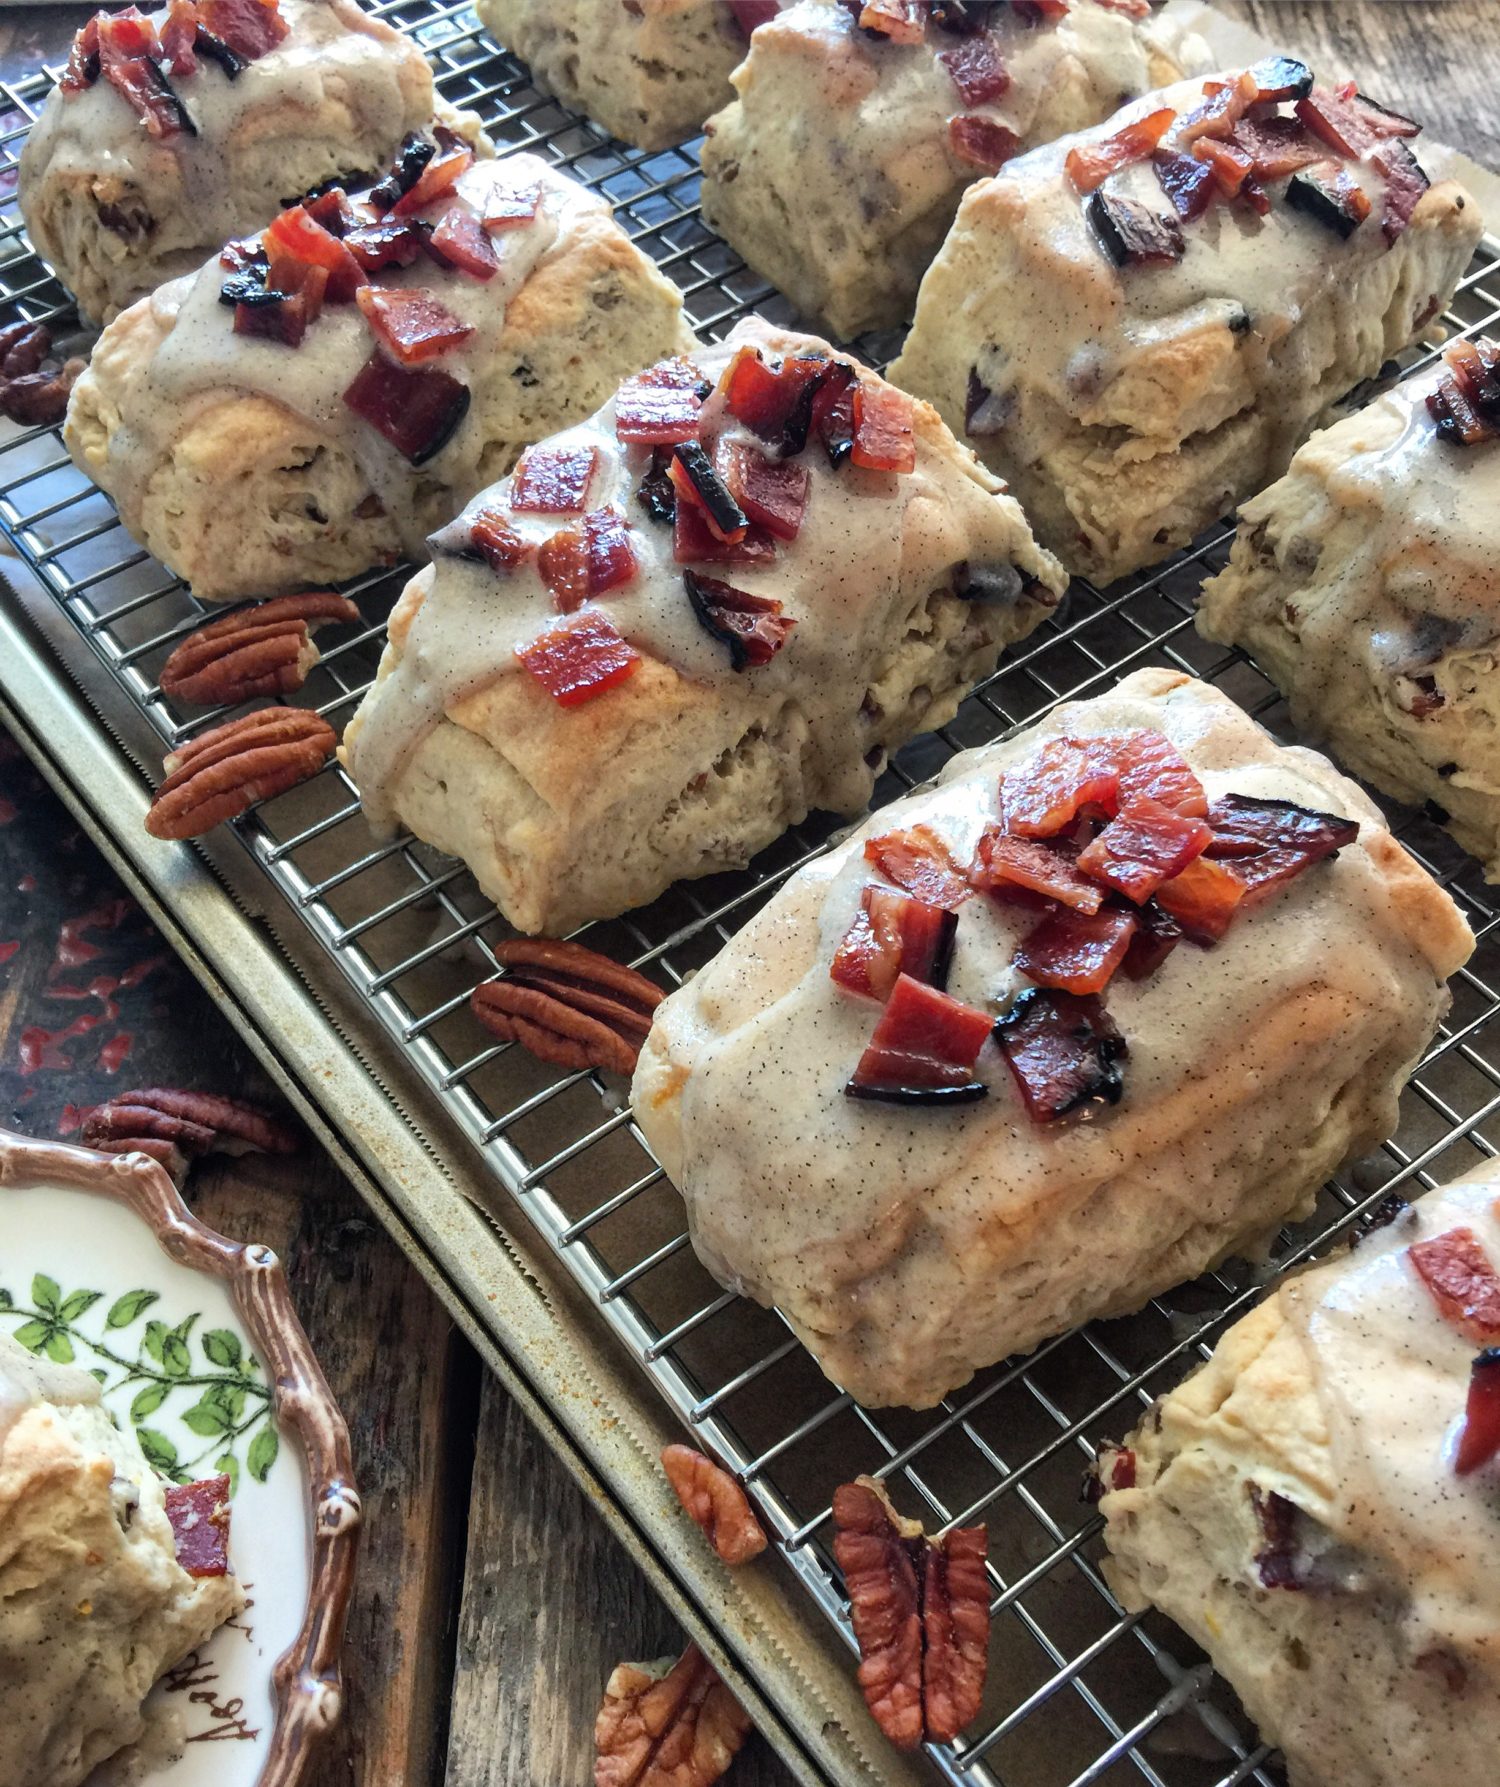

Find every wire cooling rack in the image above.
[3,8,1500,1783]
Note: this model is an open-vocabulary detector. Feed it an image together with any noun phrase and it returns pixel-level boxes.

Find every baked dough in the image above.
[20,0,437,327]
[340,317,1066,935]
[476,0,777,152]
[632,667,1472,1409]
[699,0,1200,339]
[0,1331,244,1787]
[889,69,1483,586]
[65,149,695,602]
[1099,1166,1500,1787]
[1198,338,1500,878]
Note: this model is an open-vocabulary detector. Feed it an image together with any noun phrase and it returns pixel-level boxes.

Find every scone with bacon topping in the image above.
[890,60,1482,584]
[1199,337,1500,879]
[340,316,1065,934]
[20,0,440,327]
[1098,1167,1500,1787]
[632,667,1472,1409]
[64,138,693,601]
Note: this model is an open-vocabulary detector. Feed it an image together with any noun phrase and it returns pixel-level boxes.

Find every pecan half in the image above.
[594,1644,751,1787]
[2,356,84,426]
[159,592,360,706]
[470,939,664,1075]
[145,708,335,839]
[832,1476,990,1751]
[661,1444,768,1566]
[82,1086,300,1182]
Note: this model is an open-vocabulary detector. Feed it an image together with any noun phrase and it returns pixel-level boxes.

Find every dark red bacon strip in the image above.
[723,443,809,542]
[999,737,1120,838]
[164,1474,233,1577]
[431,204,499,278]
[1455,1349,1500,1476]
[1203,794,1358,900]
[683,571,795,670]
[355,285,473,366]
[515,611,641,706]
[938,34,1010,109]
[864,826,973,910]
[343,353,470,464]
[994,988,1126,1122]
[1427,337,1500,446]
[673,501,777,569]
[538,508,638,610]
[831,885,958,1002]
[469,507,534,573]
[948,115,1022,173]
[846,974,992,1107]
[1151,854,1246,943]
[616,357,705,446]
[1076,796,1211,903]
[1013,905,1136,997]
[969,829,1103,914]
[1407,1227,1500,1342]
[511,443,598,514]
[1065,107,1175,195]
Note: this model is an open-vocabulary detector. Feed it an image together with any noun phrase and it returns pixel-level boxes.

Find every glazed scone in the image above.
[340,317,1066,934]
[20,0,440,327]
[700,0,1201,339]
[889,62,1484,585]
[632,668,1473,1409]
[1199,336,1500,879]
[1098,1167,1500,1787]
[477,0,781,152]
[65,141,695,602]
[0,1331,244,1787]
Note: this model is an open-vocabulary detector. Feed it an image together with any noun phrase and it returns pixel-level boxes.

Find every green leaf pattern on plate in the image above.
[1,1273,278,1488]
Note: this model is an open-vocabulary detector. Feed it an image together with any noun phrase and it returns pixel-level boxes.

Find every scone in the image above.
[0,1330,244,1787]
[65,141,695,602]
[700,0,1201,339]
[476,0,780,152]
[1199,336,1500,878]
[340,317,1066,934]
[1098,1166,1500,1787]
[20,0,438,327]
[632,667,1472,1409]
[889,61,1484,585]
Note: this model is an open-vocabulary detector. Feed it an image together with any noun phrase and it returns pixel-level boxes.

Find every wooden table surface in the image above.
[0,5,1495,1786]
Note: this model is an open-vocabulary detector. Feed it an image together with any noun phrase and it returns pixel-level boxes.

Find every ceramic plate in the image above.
[0,1130,360,1787]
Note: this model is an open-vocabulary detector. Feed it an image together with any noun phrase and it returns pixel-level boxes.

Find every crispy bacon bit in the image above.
[1086,190,1184,269]
[431,204,499,278]
[722,443,809,541]
[1455,1349,1500,1476]
[969,829,1104,913]
[1120,898,1181,980]
[99,13,196,140]
[948,114,1023,173]
[1151,854,1245,943]
[1116,731,1208,816]
[61,16,101,92]
[1076,796,1211,903]
[355,285,472,365]
[673,501,777,569]
[851,380,916,475]
[1066,107,1176,194]
[516,611,640,706]
[484,180,543,229]
[1407,1228,1500,1343]
[1286,161,1372,239]
[1203,794,1358,900]
[994,987,1126,1122]
[1373,138,1429,243]
[1294,84,1384,159]
[1000,737,1119,837]
[616,357,705,446]
[391,145,472,216]
[198,0,288,60]
[234,257,325,346]
[1013,905,1137,996]
[1175,71,1257,149]
[164,1474,232,1577]
[1428,337,1500,446]
[1249,1485,1305,1590]
[304,187,354,237]
[847,974,991,1105]
[511,443,598,513]
[1231,116,1325,182]
[539,509,638,610]
[637,449,676,526]
[264,204,365,301]
[344,216,429,273]
[1152,148,1218,220]
[720,346,832,456]
[810,360,858,468]
[858,0,925,43]
[469,506,534,572]
[1193,135,1254,198]
[194,26,247,80]
[683,570,794,668]
[342,353,470,464]
[369,133,437,213]
[831,885,959,1001]
[864,825,973,909]
[670,443,748,544]
[160,0,200,76]
[938,34,1010,108]
[1244,55,1314,103]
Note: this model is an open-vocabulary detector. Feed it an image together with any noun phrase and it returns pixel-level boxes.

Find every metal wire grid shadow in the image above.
[3,9,1500,1784]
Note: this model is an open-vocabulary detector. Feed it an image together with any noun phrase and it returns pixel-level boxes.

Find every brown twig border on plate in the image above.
[0,1126,361,1787]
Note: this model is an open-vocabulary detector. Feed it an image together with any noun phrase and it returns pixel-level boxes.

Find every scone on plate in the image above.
[632,667,1472,1409]
[340,317,1066,934]
[476,0,780,152]
[65,140,695,602]
[20,0,439,327]
[1199,336,1500,878]
[1098,1166,1500,1787]
[700,0,1201,340]
[0,1329,244,1787]
[889,61,1483,585]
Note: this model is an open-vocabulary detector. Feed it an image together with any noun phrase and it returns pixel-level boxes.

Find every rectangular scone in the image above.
[64,139,693,602]
[632,668,1473,1410]
[888,59,1483,586]
[1098,1166,1500,1787]
[1199,336,1500,878]
[340,318,1066,934]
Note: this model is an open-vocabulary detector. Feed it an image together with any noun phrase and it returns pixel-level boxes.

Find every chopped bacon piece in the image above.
[342,353,470,464]
[1193,135,1254,197]
[264,204,365,301]
[670,443,748,543]
[234,257,325,347]
[1373,138,1429,243]
[1000,737,1120,838]
[846,974,991,1106]
[1203,794,1358,900]
[1428,338,1500,446]
[994,987,1126,1122]
[948,115,1022,173]
[729,0,781,38]
[1244,56,1313,103]
[1237,173,1271,217]
[1116,731,1208,816]
[1230,116,1325,182]
[810,360,858,468]
[516,612,641,706]
[511,443,598,514]
[616,357,705,446]
[1014,905,1136,996]
[831,885,958,1001]
[1286,161,1371,239]
[938,34,1010,108]
[722,443,809,541]
[864,825,972,909]
[344,216,429,273]
[391,145,473,216]
[1066,107,1176,194]
[1349,92,1421,141]
[99,13,195,140]
[164,1474,232,1577]
[1152,149,1218,221]
[61,16,101,93]
[355,285,473,366]
[851,380,916,475]
[1120,899,1181,980]
[1455,1349,1500,1476]
[469,506,534,573]
[1294,86,1376,158]
[683,571,794,670]
[1175,71,1257,148]
[1407,1228,1500,1343]
[538,508,637,610]
[1076,796,1211,903]
[1086,190,1184,268]
[719,346,832,456]
[858,0,924,43]
[1151,854,1245,943]
[304,187,355,237]
[673,501,777,568]
[160,0,200,77]
[484,181,543,230]
[969,828,1103,913]
[430,204,499,278]
[1012,0,1069,18]
[198,0,288,60]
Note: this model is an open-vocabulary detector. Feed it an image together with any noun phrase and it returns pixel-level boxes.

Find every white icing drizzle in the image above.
[0,1327,101,1449]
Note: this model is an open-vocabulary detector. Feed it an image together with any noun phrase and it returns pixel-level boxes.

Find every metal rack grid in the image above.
[3,10,1500,1784]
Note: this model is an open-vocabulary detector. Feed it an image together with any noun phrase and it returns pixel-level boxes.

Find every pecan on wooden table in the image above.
[594,1643,751,1787]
